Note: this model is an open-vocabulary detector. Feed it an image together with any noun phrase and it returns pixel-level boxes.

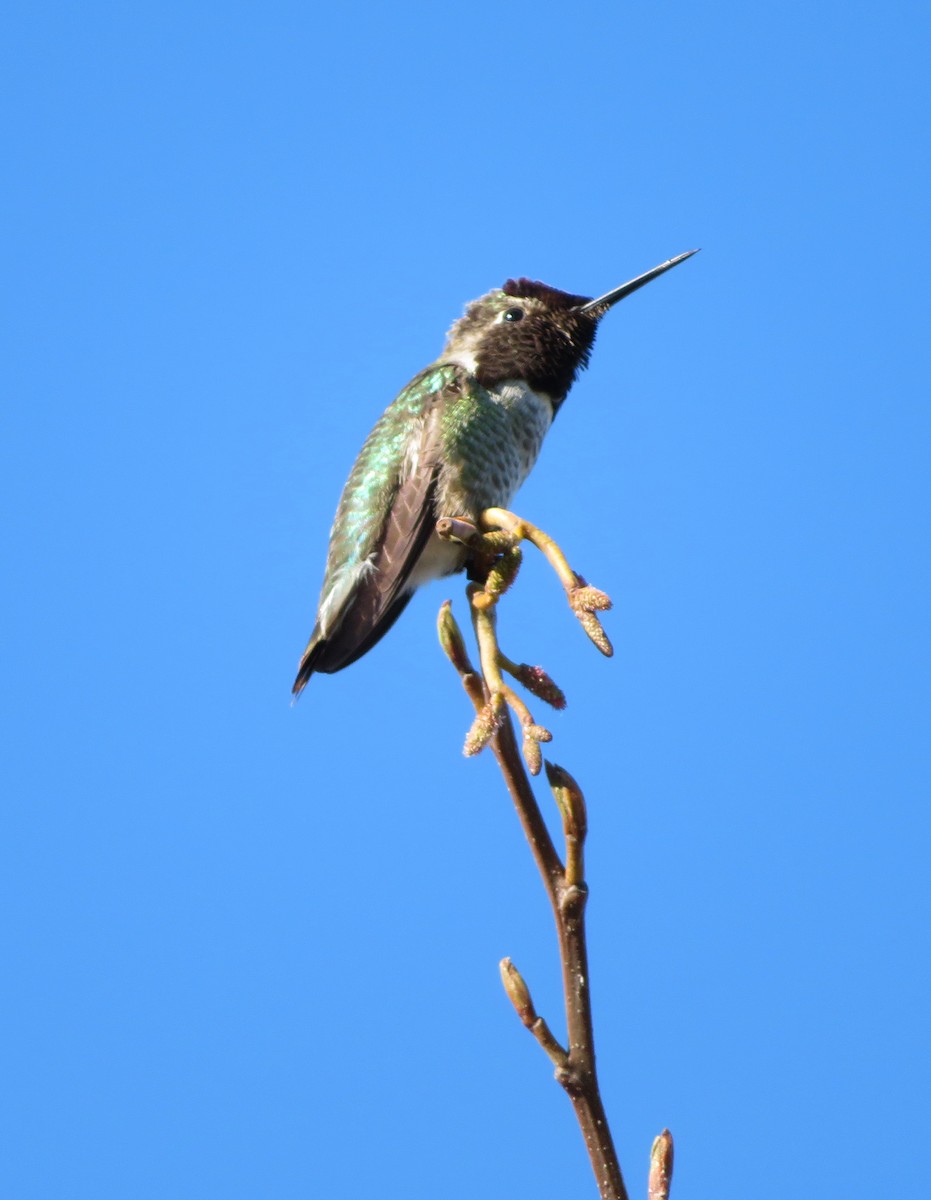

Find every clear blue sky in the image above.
[3,3,929,1197]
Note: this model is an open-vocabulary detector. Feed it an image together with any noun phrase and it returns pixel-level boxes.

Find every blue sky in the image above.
[3,2,929,1197]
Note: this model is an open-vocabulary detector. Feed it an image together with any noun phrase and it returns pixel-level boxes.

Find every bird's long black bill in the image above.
[577,249,699,316]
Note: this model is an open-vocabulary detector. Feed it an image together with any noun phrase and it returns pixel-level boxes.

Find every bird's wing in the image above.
[292,365,461,693]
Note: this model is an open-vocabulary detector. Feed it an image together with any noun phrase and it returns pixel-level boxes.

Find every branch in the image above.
[496,730,628,1200]
[438,600,628,1200]
[437,512,674,1200]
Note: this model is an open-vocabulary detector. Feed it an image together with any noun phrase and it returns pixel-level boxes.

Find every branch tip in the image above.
[648,1129,674,1200]
[437,601,475,675]
[544,761,588,843]
[435,516,479,545]
[499,957,536,1026]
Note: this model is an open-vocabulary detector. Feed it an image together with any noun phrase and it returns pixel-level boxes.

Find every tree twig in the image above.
[648,1130,674,1200]
[491,723,628,1200]
[437,599,629,1200]
[438,511,674,1200]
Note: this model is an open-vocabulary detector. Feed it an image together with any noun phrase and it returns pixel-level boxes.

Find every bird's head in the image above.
[443,250,698,407]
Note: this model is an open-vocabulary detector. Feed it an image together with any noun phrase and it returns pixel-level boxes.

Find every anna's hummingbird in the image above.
[293,250,697,696]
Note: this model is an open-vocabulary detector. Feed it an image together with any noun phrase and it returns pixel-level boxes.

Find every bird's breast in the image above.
[437,379,554,520]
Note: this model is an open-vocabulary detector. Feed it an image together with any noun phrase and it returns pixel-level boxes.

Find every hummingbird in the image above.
[293,250,697,696]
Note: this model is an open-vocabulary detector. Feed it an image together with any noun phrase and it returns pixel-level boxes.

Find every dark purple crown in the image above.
[502,278,592,311]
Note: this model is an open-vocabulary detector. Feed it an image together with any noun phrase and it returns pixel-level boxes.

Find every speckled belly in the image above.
[412,380,553,586]
[437,379,553,521]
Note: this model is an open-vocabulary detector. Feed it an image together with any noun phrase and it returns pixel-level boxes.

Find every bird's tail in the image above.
[291,635,324,699]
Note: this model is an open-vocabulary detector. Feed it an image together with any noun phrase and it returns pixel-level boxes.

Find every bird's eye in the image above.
[503,307,525,322]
